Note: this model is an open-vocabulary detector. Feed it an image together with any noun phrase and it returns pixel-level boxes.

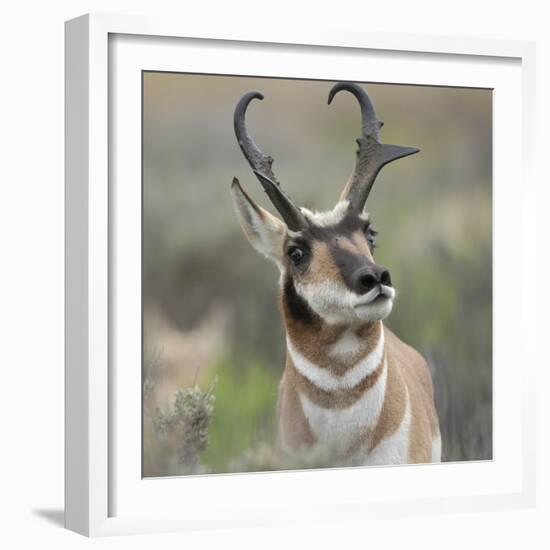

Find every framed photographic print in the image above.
[65,13,537,536]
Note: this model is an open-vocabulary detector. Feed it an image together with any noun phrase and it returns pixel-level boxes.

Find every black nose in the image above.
[352,265,392,294]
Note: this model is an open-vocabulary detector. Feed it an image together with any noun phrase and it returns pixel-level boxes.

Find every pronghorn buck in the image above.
[231,82,441,466]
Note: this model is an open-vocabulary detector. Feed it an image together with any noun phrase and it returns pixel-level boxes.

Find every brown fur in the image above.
[303,240,343,286]
[290,354,385,409]
[384,329,439,461]
[276,368,316,452]
[283,302,382,377]
[350,230,374,259]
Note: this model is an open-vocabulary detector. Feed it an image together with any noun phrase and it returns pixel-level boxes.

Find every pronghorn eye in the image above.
[287,246,305,265]
[364,224,378,249]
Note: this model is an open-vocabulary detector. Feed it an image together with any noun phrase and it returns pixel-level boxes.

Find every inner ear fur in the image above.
[230,177,287,264]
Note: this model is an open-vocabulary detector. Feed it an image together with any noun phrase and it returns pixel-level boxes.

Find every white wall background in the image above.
[0,1,547,547]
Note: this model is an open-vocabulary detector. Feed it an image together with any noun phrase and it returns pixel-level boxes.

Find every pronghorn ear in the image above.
[231,177,287,265]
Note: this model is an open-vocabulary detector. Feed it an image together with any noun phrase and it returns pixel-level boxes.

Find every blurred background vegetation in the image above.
[142,73,492,476]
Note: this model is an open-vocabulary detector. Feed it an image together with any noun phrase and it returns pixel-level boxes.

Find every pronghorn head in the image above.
[231,83,419,325]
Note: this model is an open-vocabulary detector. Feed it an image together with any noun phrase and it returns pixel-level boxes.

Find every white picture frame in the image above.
[65,13,537,537]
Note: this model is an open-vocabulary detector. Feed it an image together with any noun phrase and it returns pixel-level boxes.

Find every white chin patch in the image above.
[293,280,358,324]
[353,297,394,322]
[292,280,395,324]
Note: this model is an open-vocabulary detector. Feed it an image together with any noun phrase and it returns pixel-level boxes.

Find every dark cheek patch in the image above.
[283,275,317,324]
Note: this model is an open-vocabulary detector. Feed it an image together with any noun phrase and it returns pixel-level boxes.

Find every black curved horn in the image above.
[233,91,308,231]
[234,91,279,185]
[328,82,420,211]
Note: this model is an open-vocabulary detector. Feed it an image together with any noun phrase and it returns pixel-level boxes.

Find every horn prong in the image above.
[252,170,308,232]
[328,82,420,210]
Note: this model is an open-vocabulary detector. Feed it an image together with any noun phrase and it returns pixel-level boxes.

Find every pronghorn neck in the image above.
[280,278,384,373]
[280,286,387,460]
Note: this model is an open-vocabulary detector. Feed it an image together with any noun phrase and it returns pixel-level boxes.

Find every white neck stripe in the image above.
[287,326,385,392]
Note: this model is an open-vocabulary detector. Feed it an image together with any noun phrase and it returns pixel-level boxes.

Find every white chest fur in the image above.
[287,327,391,460]
[299,361,387,456]
[363,388,411,466]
